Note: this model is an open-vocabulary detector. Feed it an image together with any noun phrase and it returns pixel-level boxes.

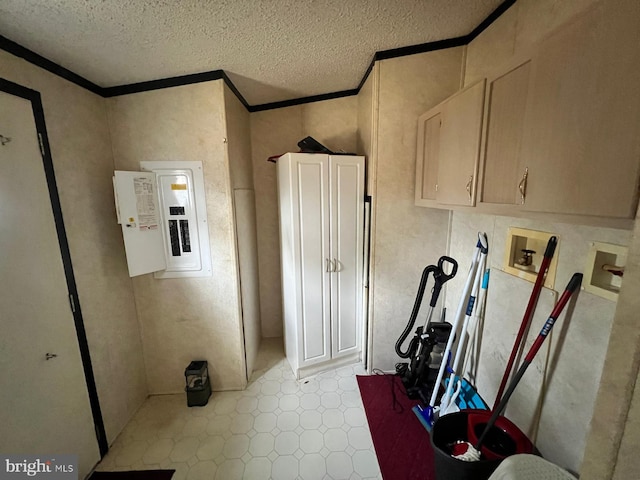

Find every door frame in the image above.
[0,77,108,456]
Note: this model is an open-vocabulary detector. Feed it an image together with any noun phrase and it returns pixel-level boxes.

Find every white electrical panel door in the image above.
[113,171,167,277]
[141,161,212,279]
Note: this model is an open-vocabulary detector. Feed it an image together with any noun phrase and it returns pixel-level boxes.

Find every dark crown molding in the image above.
[0,35,103,95]
[0,0,516,111]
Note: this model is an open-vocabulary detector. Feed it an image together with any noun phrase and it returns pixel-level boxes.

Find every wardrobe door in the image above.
[329,156,365,359]
[290,154,332,367]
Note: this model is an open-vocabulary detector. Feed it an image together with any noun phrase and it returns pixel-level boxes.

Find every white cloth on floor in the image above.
[488,454,577,480]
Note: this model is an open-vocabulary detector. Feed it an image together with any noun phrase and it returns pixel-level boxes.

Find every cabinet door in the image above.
[290,155,332,367]
[415,110,441,206]
[437,79,486,206]
[329,156,365,359]
[519,2,640,217]
[480,60,531,205]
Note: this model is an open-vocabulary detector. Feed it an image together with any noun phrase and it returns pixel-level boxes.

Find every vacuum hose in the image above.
[395,265,437,358]
[395,256,458,359]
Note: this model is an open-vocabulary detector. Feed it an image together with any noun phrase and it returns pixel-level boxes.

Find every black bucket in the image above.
[430,411,502,480]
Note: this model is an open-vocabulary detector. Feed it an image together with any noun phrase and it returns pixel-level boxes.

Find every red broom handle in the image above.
[493,236,557,410]
[475,273,582,451]
[526,273,582,361]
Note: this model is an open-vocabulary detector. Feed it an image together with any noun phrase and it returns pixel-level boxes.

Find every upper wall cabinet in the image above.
[414,110,441,205]
[437,80,486,206]
[516,2,640,218]
[415,80,485,207]
[444,1,640,224]
[478,58,532,206]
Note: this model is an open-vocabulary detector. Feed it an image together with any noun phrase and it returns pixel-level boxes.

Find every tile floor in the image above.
[94,338,382,480]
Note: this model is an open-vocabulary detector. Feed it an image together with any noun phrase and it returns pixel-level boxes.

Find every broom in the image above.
[453,273,583,461]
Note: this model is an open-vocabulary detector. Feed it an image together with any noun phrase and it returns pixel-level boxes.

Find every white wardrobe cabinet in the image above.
[277,153,365,379]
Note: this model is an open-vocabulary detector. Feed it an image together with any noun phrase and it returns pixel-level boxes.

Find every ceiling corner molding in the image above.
[249,89,359,113]
[221,72,250,110]
[467,0,518,42]
[353,0,517,100]
[374,35,468,62]
[0,34,104,95]
[101,70,227,98]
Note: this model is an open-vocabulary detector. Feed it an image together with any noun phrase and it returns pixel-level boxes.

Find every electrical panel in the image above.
[114,161,212,278]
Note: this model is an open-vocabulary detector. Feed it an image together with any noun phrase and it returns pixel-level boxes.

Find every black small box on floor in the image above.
[185,360,211,407]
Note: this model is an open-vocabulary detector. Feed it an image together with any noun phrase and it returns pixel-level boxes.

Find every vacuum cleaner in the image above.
[395,255,458,401]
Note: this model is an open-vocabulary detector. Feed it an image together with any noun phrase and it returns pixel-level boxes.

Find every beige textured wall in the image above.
[446,212,629,473]
[250,97,358,338]
[368,49,463,372]
[356,70,375,163]
[583,209,640,480]
[223,84,261,378]
[457,0,637,474]
[0,51,147,444]
[107,80,247,392]
[225,86,254,191]
[464,0,600,86]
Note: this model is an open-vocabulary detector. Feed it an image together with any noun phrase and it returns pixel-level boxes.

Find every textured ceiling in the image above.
[0,0,504,105]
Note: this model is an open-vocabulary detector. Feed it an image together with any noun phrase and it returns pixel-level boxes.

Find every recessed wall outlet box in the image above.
[503,227,558,289]
[583,241,627,301]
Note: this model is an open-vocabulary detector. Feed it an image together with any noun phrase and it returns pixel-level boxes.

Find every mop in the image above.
[422,232,489,428]
[453,273,583,461]
[439,245,488,416]
[443,268,491,412]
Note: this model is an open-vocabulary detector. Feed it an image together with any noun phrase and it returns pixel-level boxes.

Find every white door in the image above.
[0,89,100,476]
[330,156,364,358]
[291,154,331,366]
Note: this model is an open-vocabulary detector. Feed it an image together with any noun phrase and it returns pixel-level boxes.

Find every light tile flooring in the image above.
[94,338,382,480]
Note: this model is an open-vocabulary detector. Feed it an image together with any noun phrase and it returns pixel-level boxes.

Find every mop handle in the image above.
[428,235,486,410]
[475,273,582,450]
[493,236,557,410]
[445,252,486,388]
[460,269,490,378]
[439,252,486,414]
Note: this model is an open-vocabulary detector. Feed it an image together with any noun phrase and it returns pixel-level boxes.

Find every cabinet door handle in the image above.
[466,175,473,203]
[518,167,529,204]
[333,258,339,272]
[325,258,330,273]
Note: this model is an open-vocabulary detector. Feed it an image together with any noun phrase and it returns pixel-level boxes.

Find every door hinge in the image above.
[37,133,45,157]
[69,294,76,313]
